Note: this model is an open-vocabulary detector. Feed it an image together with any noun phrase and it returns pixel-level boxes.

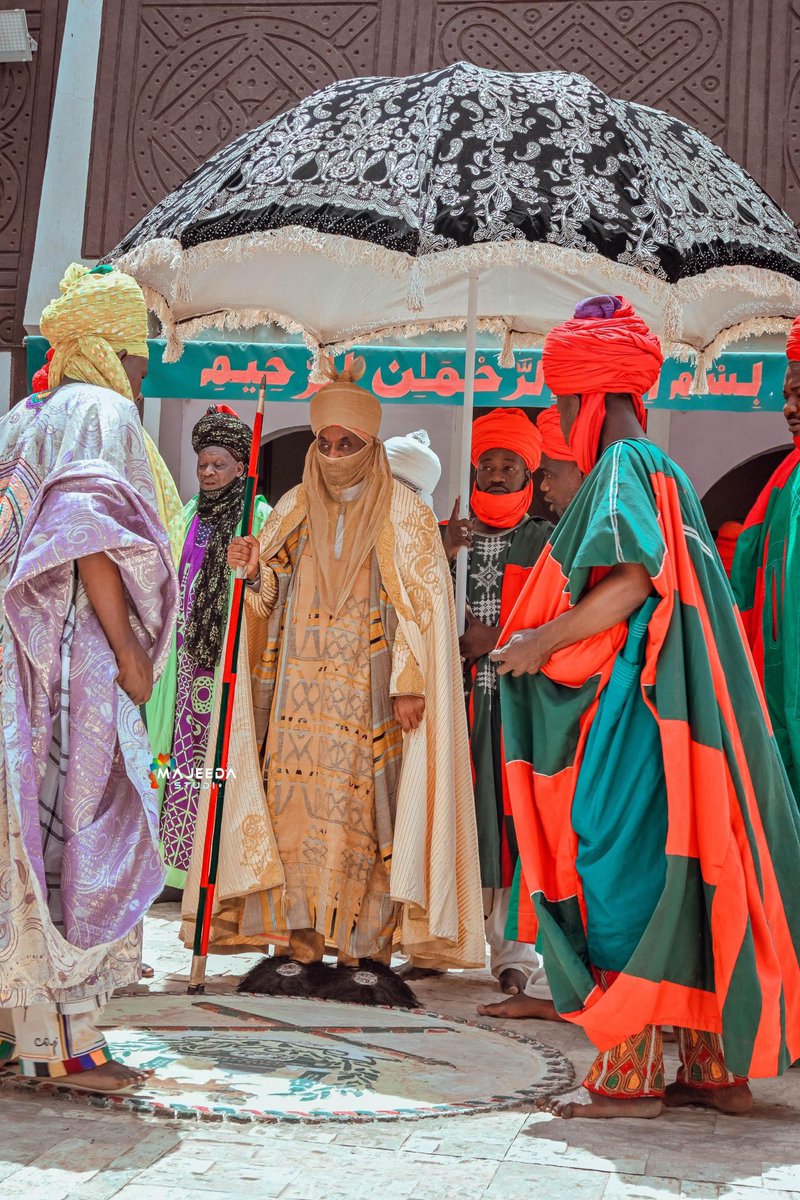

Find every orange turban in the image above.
[537,406,574,462]
[787,316,800,362]
[471,407,542,470]
[542,296,663,474]
[470,408,541,529]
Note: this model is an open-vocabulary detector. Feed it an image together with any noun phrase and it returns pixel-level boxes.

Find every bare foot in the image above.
[62,1060,154,1093]
[477,994,563,1021]
[397,963,443,982]
[664,1080,753,1114]
[538,1085,664,1120]
[498,968,527,995]
[141,963,155,979]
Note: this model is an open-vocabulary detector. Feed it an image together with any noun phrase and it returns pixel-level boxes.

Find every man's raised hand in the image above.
[227,534,261,580]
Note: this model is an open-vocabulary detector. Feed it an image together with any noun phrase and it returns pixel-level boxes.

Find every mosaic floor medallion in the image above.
[0,994,574,1124]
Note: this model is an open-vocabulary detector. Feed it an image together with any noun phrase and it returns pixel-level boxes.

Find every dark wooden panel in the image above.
[84,1,411,256]
[782,1,800,221]
[83,0,800,259]
[0,0,67,376]
[421,1,800,222]
[424,0,730,143]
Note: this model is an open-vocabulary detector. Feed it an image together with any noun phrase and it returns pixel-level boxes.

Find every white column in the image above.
[646,408,672,453]
[0,352,11,417]
[142,396,163,445]
[24,0,105,329]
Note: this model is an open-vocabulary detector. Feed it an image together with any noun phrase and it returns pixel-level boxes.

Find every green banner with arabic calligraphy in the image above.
[25,337,785,412]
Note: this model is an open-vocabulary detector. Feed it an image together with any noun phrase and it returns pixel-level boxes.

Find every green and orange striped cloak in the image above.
[731,447,800,803]
[499,437,800,1078]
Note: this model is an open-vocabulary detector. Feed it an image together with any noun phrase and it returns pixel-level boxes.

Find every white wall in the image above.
[666,409,790,499]
[24,0,104,329]
[0,353,11,417]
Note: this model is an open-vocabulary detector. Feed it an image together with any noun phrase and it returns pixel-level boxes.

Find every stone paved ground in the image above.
[2,904,800,1200]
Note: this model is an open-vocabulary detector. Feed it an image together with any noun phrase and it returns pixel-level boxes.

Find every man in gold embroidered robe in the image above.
[181,360,483,1004]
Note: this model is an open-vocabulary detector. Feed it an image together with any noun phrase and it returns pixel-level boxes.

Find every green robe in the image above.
[499,439,800,1076]
[465,517,551,888]
[731,448,800,802]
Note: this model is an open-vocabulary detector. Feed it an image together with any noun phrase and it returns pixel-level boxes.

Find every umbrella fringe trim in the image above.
[690,316,795,393]
[141,300,796,384]
[116,232,800,368]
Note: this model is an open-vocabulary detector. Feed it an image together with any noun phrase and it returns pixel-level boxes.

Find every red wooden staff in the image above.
[188,376,266,994]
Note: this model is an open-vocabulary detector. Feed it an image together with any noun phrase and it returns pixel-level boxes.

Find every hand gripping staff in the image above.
[188,376,266,993]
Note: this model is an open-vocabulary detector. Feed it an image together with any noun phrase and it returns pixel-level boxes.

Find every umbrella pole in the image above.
[455,273,479,635]
[188,379,267,994]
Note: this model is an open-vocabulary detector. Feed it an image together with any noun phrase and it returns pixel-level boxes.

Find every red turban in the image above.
[31,347,54,393]
[537,406,575,462]
[542,296,663,474]
[787,316,800,363]
[470,408,541,529]
[786,318,800,449]
[471,407,542,469]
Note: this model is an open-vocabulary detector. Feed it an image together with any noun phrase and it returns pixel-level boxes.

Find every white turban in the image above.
[384,429,442,510]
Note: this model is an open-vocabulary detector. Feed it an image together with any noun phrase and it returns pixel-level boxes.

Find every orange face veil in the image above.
[470,407,542,528]
[541,296,663,474]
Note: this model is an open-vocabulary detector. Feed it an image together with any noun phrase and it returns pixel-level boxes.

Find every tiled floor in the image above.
[2,904,800,1200]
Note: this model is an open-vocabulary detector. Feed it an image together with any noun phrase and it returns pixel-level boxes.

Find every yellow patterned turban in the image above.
[40,263,182,533]
[40,263,149,401]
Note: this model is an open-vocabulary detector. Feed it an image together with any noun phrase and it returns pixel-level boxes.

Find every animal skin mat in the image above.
[0,994,575,1124]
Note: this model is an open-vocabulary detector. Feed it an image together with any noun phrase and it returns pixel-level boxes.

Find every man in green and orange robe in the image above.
[731,320,800,802]
[492,295,800,1119]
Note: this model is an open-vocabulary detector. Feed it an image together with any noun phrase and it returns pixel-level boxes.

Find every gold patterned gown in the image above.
[247,536,402,960]
[181,480,485,972]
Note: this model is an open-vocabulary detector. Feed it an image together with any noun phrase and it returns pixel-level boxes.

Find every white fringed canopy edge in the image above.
[114,228,800,391]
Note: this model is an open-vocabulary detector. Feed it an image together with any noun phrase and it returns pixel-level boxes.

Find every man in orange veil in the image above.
[493,295,800,1119]
[438,409,556,1015]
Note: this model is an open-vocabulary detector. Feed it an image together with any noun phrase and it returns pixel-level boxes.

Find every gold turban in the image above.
[40,263,149,402]
[310,357,382,439]
[303,358,392,615]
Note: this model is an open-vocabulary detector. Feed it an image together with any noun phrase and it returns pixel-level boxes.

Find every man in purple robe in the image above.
[0,265,178,1092]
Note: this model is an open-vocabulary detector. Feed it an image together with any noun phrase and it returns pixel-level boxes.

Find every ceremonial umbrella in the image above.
[110,62,800,369]
[110,62,800,612]
[108,65,800,982]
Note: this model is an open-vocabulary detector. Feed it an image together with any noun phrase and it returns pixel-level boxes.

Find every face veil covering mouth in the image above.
[304,358,392,615]
[784,315,800,449]
[470,407,542,527]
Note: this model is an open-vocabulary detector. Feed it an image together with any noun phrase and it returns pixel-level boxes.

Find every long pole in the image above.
[188,378,266,994]
[454,273,479,635]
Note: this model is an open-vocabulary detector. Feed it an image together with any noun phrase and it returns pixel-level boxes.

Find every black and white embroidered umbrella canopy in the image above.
[110,62,800,372]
